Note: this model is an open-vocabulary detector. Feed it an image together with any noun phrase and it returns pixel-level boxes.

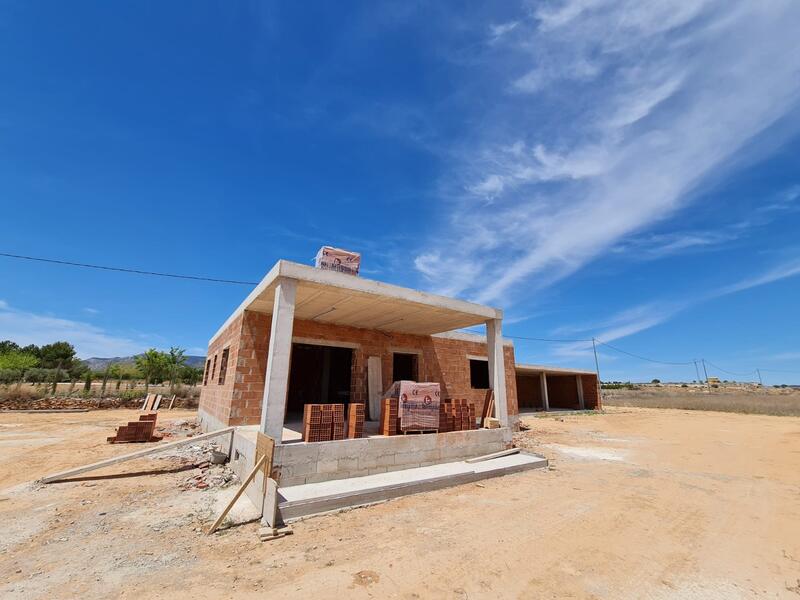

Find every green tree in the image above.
[165,347,187,393]
[0,340,21,354]
[0,351,40,372]
[135,349,169,394]
[180,365,203,386]
[39,341,78,370]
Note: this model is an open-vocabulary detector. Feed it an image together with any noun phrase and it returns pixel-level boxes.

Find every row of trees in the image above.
[0,340,204,394]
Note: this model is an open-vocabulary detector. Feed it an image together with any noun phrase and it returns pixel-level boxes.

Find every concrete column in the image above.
[486,318,509,427]
[540,372,550,412]
[260,278,297,441]
[576,375,585,409]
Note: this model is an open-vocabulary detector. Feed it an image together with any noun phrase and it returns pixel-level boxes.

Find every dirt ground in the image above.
[2,408,800,599]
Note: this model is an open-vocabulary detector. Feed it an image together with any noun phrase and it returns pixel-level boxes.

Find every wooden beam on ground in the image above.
[207,454,267,535]
[465,448,520,463]
[40,427,236,484]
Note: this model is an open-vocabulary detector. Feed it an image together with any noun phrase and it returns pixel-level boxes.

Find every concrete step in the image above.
[277,451,548,522]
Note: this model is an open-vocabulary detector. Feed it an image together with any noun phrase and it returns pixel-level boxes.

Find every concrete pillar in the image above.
[540,372,550,412]
[486,318,509,427]
[576,375,585,409]
[260,278,297,441]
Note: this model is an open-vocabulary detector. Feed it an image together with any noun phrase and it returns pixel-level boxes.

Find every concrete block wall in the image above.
[273,427,514,487]
[199,313,520,429]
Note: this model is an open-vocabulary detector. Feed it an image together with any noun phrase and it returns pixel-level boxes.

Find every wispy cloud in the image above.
[415,0,800,305]
[552,255,800,357]
[0,301,153,358]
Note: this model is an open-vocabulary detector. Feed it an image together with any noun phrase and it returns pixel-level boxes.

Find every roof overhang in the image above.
[515,363,596,376]
[210,260,502,343]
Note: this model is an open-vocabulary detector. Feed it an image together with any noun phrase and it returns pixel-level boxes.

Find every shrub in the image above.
[0,369,22,384]
[0,387,44,403]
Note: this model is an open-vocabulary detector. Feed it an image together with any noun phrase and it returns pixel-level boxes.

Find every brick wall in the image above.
[516,373,543,409]
[581,373,601,409]
[546,374,581,409]
[199,313,519,428]
[198,313,243,427]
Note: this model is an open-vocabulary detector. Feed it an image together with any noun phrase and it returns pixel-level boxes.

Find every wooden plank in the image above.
[152,394,162,411]
[481,389,494,426]
[207,454,267,535]
[255,432,275,480]
[167,394,176,410]
[40,427,235,483]
[465,448,520,464]
[140,393,153,411]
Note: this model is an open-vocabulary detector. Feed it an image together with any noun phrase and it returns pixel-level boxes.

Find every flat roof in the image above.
[210,260,503,343]
[515,363,596,376]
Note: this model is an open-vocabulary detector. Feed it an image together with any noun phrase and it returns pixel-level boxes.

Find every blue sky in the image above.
[1,1,799,384]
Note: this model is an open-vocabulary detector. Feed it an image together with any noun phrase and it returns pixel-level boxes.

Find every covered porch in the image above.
[213,260,510,442]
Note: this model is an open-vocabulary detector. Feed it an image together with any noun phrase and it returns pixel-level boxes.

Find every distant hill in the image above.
[83,355,206,370]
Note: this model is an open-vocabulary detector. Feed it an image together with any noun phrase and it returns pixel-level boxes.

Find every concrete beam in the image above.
[486,318,509,427]
[540,372,550,412]
[260,277,297,440]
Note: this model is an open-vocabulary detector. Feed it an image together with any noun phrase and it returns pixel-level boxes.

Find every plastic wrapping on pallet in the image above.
[314,246,361,276]
[383,380,440,431]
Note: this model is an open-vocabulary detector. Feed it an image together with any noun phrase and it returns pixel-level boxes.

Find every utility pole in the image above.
[756,369,763,386]
[693,360,702,385]
[701,359,710,390]
[592,338,603,404]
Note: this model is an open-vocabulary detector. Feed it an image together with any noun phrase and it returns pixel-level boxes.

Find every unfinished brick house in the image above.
[197,259,598,526]
[199,259,518,436]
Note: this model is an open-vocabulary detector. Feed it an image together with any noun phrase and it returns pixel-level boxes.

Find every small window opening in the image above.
[218,348,230,385]
[470,359,490,389]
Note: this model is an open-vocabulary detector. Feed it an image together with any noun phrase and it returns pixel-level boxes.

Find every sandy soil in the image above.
[1,407,799,599]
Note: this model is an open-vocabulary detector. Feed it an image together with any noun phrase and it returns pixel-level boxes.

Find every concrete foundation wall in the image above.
[274,427,514,486]
[228,426,514,504]
[199,312,520,429]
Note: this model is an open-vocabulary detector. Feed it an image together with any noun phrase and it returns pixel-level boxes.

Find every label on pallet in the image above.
[315,246,361,276]
[397,381,440,431]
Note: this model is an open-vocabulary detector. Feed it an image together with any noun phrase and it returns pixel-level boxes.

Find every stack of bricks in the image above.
[379,398,399,436]
[348,403,365,438]
[303,404,347,442]
[439,401,454,432]
[107,413,162,443]
[440,399,477,432]
[332,404,346,440]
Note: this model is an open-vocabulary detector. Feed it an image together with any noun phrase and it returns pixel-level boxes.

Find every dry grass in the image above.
[602,386,800,416]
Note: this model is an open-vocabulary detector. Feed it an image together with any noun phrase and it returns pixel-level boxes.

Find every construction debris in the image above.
[41,426,235,483]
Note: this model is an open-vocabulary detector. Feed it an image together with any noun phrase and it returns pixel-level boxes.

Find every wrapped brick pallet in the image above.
[383,380,441,432]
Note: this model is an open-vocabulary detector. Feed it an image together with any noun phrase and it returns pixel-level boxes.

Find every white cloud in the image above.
[83,307,100,315]
[551,255,800,356]
[0,302,152,358]
[415,0,800,305]
[489,21,519,42]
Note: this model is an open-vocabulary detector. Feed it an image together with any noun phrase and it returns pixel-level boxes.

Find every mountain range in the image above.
[82,355,206,370]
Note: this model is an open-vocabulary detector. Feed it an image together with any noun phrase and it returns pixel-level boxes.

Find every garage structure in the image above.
[515,364,601,412]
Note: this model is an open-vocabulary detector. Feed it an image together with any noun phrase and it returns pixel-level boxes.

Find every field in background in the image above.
[602,384,800,416]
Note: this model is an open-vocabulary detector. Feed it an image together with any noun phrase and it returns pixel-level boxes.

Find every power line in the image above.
[703,360,757,377]
[0,252,258,286]
[594,339,696,366]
